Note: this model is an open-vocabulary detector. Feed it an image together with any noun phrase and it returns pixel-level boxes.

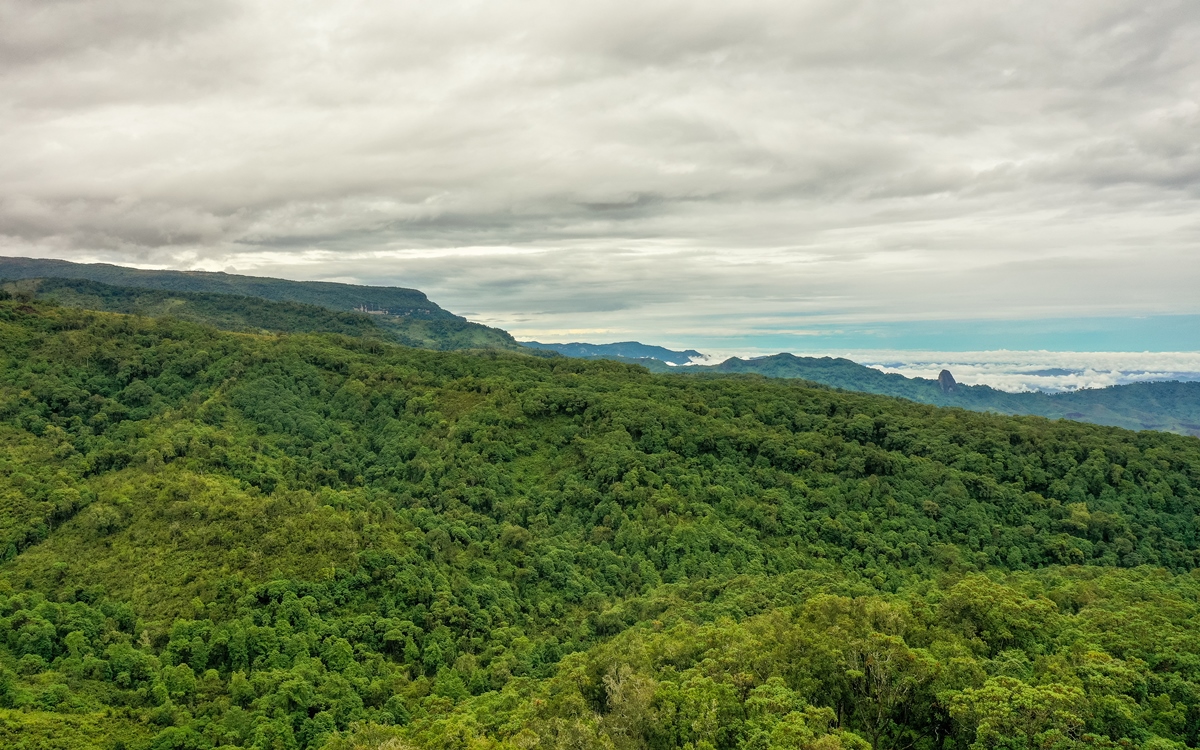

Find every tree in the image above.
[950,677,1086,750]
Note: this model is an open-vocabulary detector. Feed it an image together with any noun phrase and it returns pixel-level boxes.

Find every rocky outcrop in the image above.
[938,369,958,393]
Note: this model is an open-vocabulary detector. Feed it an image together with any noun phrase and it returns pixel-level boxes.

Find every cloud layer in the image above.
[2,0,1199,347]
[855,350,1200,393]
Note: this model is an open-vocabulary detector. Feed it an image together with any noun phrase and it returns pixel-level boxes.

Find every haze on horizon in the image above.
[2,0,1199,352]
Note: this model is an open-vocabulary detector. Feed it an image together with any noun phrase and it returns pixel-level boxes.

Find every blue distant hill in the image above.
[521,340,702,365]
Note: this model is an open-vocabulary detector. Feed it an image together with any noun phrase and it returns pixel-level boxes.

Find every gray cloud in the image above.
[2,0,1199,347]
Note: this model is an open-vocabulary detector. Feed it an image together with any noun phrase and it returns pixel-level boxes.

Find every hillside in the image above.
[2,299,1200,749]
[2,277,387,339]
[0,273,525,352]
[0,257,447,318]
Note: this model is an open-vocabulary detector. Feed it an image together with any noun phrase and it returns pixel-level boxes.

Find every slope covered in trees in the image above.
[2,299,1200,749]
[0,258,447,318]
[0,276,525,353]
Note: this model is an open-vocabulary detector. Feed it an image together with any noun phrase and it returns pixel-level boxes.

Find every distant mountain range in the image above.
[521,340,702,364]
[0,257,523,352]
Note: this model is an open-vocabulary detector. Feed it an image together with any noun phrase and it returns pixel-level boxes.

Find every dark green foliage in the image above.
[2,299,1200,749]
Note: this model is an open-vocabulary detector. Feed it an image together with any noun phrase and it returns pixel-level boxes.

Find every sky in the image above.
[2,0,1200,356]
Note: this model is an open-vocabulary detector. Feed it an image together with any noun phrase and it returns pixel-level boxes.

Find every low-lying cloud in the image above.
[856,351,1200,393]
[2,0,1199,348]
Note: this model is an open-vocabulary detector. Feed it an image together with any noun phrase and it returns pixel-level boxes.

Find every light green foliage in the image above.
[1,300,1200,749]
[951,677,1086,750]
[0,708,154,749]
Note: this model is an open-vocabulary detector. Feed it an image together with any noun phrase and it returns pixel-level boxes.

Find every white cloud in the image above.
[855,350,1200,393]
[2,0,1200,345]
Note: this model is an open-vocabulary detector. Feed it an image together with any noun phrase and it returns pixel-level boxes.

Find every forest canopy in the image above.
[1,299,1200,750]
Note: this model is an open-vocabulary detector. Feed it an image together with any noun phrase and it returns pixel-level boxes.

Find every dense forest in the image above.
[2,297,1200,749]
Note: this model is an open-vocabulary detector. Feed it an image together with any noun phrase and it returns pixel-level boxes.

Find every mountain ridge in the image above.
[0,258,526,352]
[0,256,450,318]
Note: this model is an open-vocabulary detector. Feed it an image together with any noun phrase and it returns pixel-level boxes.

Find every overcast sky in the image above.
[2,0,1199,351]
